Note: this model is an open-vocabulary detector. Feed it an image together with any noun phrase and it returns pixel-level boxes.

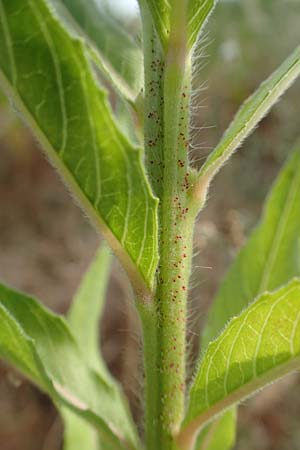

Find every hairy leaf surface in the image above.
[0,283,139,450]
[179,280,300,449]
[198,46,300,187]
[0,0,158,293]
[197,147,300,450]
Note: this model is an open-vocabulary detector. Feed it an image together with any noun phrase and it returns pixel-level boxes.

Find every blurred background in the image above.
[0,0,300,449]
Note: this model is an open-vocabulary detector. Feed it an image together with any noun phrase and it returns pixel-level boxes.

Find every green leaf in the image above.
[197,146,300,450]
[51,0,143,101]
[61,244,113,450]
[178,279,300,450]
[68,244,112,374]
[0,0,158,296]
[196,46,300,197]
[0,283,139,450]
[138,0,216,51]
[138,0,169,50]
[114,95,142,146]
[62,408,98,450]
[187,1,217,49]
[195,410,236,450]
[202,146,300,348]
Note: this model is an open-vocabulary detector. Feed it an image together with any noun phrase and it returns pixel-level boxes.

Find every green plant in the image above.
[0,1,300,450]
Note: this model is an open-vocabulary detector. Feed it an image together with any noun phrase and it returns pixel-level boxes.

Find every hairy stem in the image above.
[156,2,191,442]
[139,1,198,449]
[138,302,159,449]
[138,4,164,449]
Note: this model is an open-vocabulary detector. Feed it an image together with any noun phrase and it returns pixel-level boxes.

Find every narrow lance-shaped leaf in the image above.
[203,146,300,350]
[68,243,112,373]
[195,46,300,200]
[196,146,300,449]
[0,283,140,450]
[0,0,158,296]
[62,244,113,450]
[187,0,217,49]
[177,279,300,450]
[51,0,143,102]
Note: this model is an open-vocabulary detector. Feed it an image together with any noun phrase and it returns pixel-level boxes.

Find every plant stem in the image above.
[155,212,196,449]
[155,4,195,447]
[138,5,165,449]
[139,2,198,449]
[138,302,159,449]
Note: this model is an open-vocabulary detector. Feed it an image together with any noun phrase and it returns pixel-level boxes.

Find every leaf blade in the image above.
[197,146,300,450]
[203,146,300,348]
[197,46,300,193]
[62,244,113,450]
[68,244,112,373]
[195,410,236,450]
[0,0,158,294]
[187,0,217,49]
[62,408,98,450]
[51,0,143,101]
[178,280,300,449]
[0,283,139,450]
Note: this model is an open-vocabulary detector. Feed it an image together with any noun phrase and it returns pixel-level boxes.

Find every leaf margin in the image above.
[177,279,300,450]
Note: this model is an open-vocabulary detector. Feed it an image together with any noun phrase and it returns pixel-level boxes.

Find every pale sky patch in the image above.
[96,0,139,18]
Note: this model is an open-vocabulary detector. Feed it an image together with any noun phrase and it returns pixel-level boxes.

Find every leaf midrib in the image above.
[177,354,300,450]
[0,67,151,298]
[0,0,157,294]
